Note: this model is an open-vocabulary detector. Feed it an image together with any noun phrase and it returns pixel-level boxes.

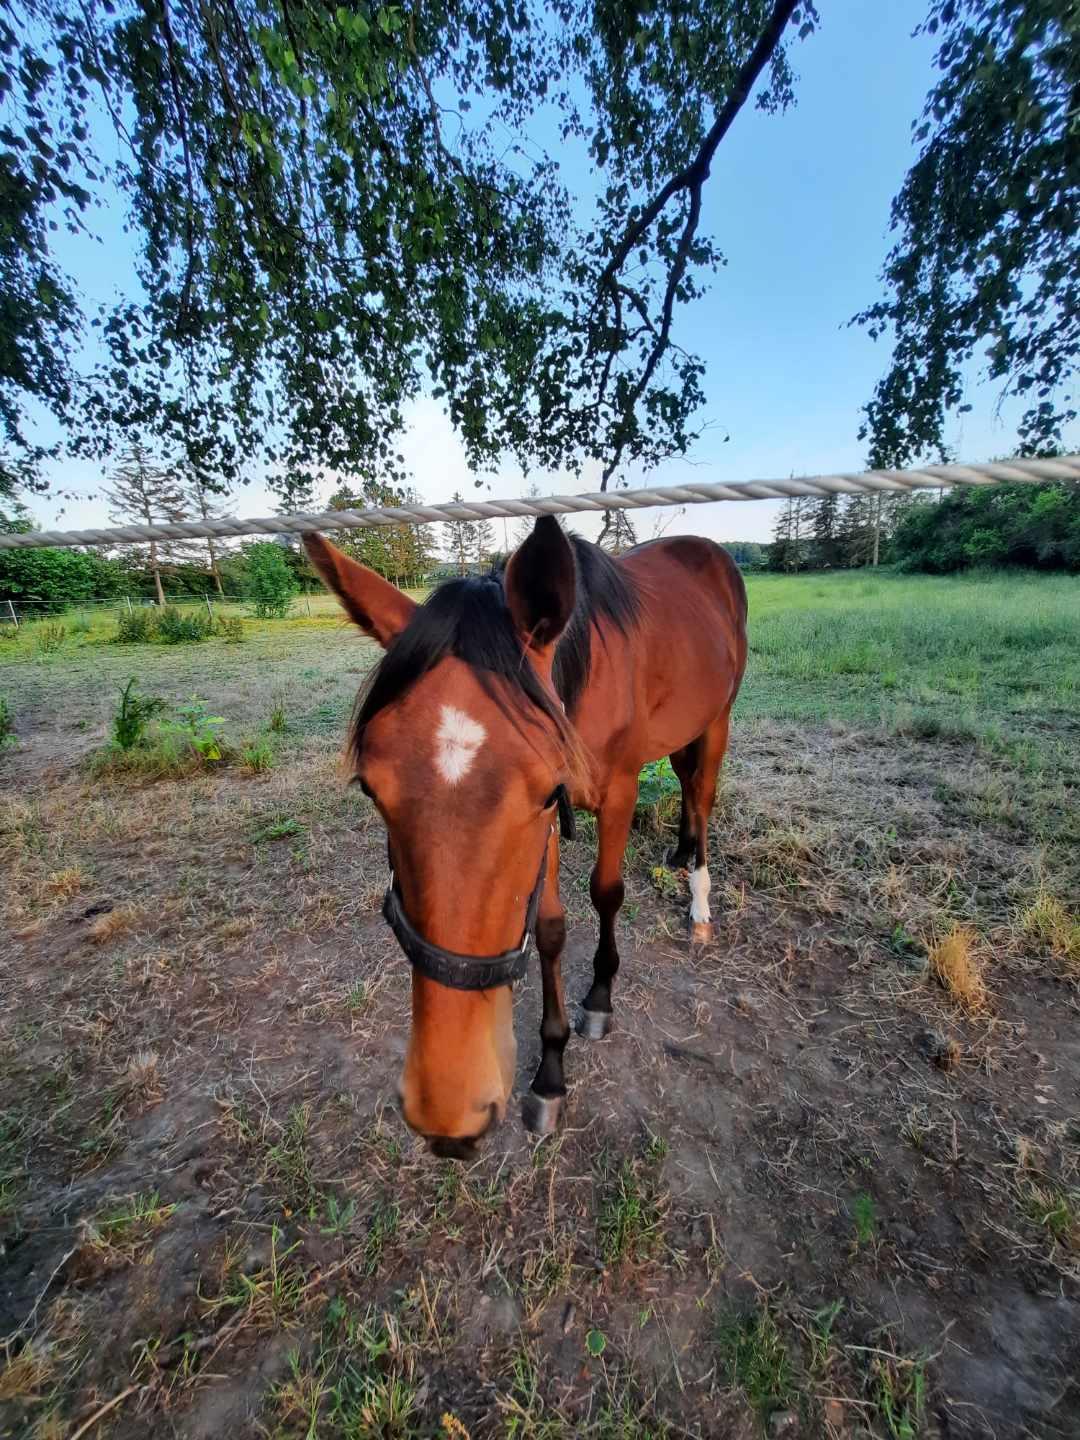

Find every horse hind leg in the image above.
[684,710,732,947]
[665,738,702,869]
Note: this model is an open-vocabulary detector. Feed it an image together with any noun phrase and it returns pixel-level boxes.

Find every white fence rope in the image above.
[3,456,1078,551]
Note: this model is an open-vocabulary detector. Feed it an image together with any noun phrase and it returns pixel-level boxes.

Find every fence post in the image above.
[205,593,214,622]
[125,596,133,614]
[6,599,17,628]
[305,590,312,617]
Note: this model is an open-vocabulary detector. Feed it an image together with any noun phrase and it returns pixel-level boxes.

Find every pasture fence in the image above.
[2,456,1078,553]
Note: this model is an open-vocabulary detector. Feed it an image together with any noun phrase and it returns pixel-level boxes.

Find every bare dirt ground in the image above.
[1,625,1078,1440]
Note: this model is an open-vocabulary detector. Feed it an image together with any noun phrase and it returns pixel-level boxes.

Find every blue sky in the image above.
[27,1,1061,544]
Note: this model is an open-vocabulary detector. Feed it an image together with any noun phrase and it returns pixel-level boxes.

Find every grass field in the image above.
[1,568,1078,1440]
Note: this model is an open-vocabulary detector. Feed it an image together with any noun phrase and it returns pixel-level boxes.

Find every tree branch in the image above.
[596,0,801,300]
[594,0,803,487]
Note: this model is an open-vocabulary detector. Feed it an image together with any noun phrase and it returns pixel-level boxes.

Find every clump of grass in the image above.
[363,1196,401,1275]
[202,1225,306,1329]
[927,924,987,1011]
[46,866,83,898]
[715,1303,794,1422]
[0,697,14,750]
[0,1339,55,1402]
[34,621,66,655]
[241,736,276,773]
[268,700,288,732]
[1019,890,1080,975]
[86,1190,176,1260]
[251,814,303,843]
[275,1306,422,1438]
[217,615,245,643]
[264,1103,318,1211]
[596,1150,666,1266]
[1023,1184,1080,1254]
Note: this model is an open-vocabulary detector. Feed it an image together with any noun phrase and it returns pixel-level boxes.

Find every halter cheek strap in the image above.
[382,848,547,991]
[380,786,574,991]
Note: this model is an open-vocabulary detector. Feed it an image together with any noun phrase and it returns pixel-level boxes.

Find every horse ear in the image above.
[504,515,576,655]
[303,533,416,647]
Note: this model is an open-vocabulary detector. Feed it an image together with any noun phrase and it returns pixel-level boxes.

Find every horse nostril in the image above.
[428,1134,478,1161]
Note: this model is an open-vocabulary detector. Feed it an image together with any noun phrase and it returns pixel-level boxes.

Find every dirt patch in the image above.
[1,710,1078,1438]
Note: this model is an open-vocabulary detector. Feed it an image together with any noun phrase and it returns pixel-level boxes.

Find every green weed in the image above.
[112,677,166,750]
[597,1152,665,1265]
[715,1303,794,1421]
[0,696,14,750]
[362,1196,401,1274]
[852,1191,877,1248]
[251,815,303,843]
[867,1351,927,1440]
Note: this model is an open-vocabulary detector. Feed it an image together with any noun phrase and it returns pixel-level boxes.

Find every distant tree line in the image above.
[767,480,1079,574]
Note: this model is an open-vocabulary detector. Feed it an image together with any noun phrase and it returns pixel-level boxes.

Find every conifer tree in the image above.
[106,447,190,605]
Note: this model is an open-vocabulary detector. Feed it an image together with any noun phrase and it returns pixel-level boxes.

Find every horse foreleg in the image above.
[578,776,638,1039]
[522,830,569,1135]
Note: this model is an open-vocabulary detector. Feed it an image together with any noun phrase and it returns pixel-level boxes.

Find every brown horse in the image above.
[306,517,746,1157]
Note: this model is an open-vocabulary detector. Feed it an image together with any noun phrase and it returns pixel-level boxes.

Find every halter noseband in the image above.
[380,785,576,992]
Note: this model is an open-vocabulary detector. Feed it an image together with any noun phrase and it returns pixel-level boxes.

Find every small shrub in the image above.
[115,608,157,644]
[217,615,245,643]
[268,701,288,732]
[112,678,166,751]
[163,696,228,760]
[69,615,92,635]
[246,541,299,618]
[34,621,66,654]
[636,757,681,831]
[157,605,212,643]
[0,697,14,750]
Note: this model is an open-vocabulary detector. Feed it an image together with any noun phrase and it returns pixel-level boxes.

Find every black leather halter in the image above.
[381,785,576,991]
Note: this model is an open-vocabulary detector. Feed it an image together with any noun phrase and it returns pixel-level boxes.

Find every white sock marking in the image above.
[435,705,486,785]
[689,864,711,924]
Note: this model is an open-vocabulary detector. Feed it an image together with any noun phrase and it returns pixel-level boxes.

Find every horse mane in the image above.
[349,534,640,766]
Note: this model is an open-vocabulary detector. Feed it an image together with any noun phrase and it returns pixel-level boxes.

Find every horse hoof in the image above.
[689,920,714,947]
[522,1090,563,1135]
[577,1007,613,1040]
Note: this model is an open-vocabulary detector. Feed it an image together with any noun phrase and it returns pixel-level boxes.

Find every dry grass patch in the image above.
[45,866,83,899]
[0,1341,56,1403]
[927,924,988,1012]
[87,904,142,945]
[1019,890,1080,975]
